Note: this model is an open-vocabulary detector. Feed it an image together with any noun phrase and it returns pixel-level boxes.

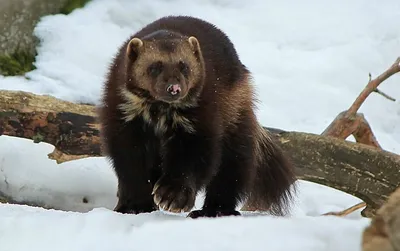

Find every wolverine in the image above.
[99,15,297,218]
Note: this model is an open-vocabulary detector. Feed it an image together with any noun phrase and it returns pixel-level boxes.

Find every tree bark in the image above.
[0,90,100,161]
[274,129,400,217]
[1,90,399,217]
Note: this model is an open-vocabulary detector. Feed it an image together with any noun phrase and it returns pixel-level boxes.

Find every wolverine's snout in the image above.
[166,83,182,95]
[153,77,187,103]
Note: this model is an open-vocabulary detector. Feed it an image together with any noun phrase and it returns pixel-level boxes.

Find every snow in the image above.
[1,0,399,249]
[0,139,370,251]
[0,136,370,251]
[0,205,369,251]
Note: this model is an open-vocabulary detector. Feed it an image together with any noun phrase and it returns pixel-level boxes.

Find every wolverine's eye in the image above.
[147,61,163,77]
[178,61,190,77]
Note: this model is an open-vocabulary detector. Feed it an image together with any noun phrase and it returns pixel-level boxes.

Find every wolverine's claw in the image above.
[152,182,160,195]
[151,175,196,213]
[153,193,162,206]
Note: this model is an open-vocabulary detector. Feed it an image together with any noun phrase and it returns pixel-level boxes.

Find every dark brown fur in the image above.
[99,15,297,218]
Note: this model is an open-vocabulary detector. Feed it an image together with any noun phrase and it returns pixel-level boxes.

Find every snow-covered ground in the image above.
[1,0,399,250]
[0,136,370,251]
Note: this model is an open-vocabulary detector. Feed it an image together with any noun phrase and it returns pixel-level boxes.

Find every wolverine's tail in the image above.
[242,125,297,216]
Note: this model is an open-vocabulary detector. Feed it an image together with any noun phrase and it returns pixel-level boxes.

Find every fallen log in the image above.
[275,129,400,217]
[1,90,399,217]
[0,90,100,159]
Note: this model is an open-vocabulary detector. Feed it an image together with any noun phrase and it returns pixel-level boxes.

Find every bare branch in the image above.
[352,114,382,149]
[322,57,400,147]
[322,202,367,217]
[373,88,396,102]
[347,57,400,116]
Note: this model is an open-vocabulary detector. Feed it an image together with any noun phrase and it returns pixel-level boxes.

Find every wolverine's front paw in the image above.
[114,197,157,214]
[187,209,241,219]
[152,175,196,213]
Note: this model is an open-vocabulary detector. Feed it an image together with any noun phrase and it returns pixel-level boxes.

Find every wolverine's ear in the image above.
[188,36,201,57]
[126,38,143,61]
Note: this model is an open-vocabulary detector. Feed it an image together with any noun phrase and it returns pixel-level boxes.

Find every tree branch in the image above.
[374,88,396,102]
[322,202,367,217]
[322,57,400,148]
[347,57,400,116]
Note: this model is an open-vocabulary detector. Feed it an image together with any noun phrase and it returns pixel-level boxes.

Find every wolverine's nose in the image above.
[166,84,182,95]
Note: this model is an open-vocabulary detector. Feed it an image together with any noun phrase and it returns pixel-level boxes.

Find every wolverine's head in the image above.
[124,31,205,105]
